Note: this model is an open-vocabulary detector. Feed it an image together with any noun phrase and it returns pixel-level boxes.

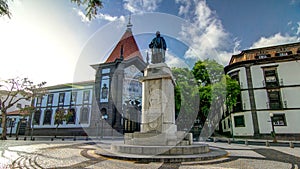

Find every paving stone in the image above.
[1,139,300,168]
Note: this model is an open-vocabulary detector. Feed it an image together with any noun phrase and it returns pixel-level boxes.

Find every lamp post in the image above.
[101,114,108,139]
[269,112,277,143]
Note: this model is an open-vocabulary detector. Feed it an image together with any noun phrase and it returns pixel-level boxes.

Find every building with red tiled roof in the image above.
[28,17,147,137]
[104,20,143,63]
[91,18,147,134]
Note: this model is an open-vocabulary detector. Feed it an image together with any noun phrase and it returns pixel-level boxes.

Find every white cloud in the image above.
[165,51,190,68]
[73,8,90,23]
[177,0,192,16]
[73,7,121,23]
[177,0,234,65]
[297,22,300,35]
[251,33,300,49]
[97,13,118,22]
[123,0,162,14]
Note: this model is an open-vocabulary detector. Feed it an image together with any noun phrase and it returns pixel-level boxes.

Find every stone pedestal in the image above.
[141,63,176,133]
[124,63,182,146]
[97,63,223,159]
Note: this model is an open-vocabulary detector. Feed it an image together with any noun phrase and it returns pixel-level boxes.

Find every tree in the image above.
[71,0,103,20]
[192,59,225,125]
[191,59,240,139]
[0,77,46,140]
[192,59,224,85]
[54,109,72,138]
[0,0,103,20]
[172,67,199,131]
[0,0,10,18]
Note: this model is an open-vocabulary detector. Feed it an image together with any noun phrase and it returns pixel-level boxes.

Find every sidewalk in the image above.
[4,135,124,142]
[211,136,300,148]
[5,135,300,148]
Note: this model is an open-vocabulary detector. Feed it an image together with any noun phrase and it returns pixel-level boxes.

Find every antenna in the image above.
[127,14,133,31]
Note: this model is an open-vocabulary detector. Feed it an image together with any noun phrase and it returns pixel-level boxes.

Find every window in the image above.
[71,92,77,103]
[16,103,22,109]
[255,54,271,59]
[101,68,110,74]
[263,68,279,87]
[80,107,89,124]
[229,71,242,112]
[33,110,41,125]
[67,108,76,124]
[83,91,90,101]
[101,84,108,99]
[275,51,292,56]
[268,89,282,109]
[36,97,42,105]
[58,93,65,104]
[272,114,287,126]
[223,121,226,129]
[100,76,110,102]
[234,115,245,127]
[55,109,65,125]
[227,119,231,128]
[43,109,52,125]
[47,94,53,104]
[8,118,16,127]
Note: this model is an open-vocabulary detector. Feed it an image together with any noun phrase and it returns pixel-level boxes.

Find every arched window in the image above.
[80,107,89,124]
[55,108,65,125]
[33,110,41,125]
[43,109,52,125]
[67,108,76,124]
[100,108,107,115]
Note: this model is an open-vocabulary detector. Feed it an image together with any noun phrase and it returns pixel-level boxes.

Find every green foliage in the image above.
[192,60,211,86]
[0,0,10,18]
[224,75,241,111]
[192,59,240,124]
[0,0,103,20]
[71,0,103,20]
[199,85,212,118]
[172,67,199,130]
[55,109,73,127]
[192,59,225,86]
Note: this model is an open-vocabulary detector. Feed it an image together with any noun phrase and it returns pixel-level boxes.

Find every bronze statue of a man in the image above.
[149,31,167,64]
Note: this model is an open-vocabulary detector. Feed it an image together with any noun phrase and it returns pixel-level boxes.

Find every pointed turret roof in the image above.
[105,17,143,63]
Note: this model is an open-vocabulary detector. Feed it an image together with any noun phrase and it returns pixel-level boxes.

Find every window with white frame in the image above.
[272,114,287,126]
[234,115,245,127]
[80,107,89,124]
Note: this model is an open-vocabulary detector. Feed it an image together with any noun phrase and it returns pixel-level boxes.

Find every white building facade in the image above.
[222,42,300,140]
[29,20,146,137]
[31,81,94,136]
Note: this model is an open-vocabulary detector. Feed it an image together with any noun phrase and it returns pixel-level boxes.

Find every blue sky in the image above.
[1,0,300,86]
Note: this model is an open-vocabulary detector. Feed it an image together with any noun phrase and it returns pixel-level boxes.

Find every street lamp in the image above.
[269,112,277,143]
[101,114,108,139]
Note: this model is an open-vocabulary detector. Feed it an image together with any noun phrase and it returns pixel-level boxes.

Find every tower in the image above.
[91,17,147,135]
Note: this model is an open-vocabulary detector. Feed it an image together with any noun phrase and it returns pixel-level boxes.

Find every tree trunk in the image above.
[15,120,21,139]
[55,124,59,138]
[1,113,7,140]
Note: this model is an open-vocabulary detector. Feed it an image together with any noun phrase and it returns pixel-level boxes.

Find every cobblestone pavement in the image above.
[0,139,299,169]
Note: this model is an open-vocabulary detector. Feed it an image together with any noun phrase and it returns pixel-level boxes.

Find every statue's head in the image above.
[156,31,160,37]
